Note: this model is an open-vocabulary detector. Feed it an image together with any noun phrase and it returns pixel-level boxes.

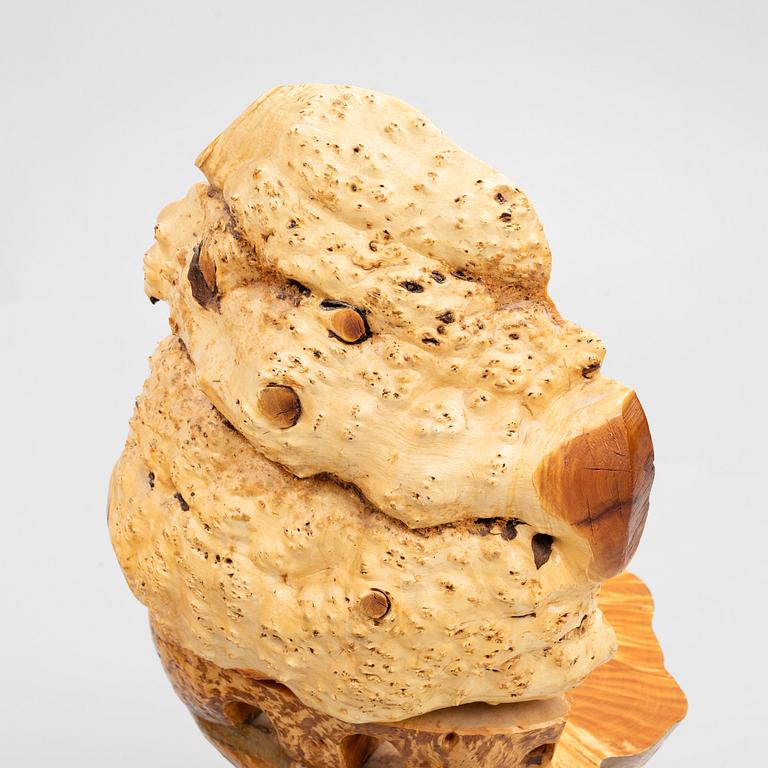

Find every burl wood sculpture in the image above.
[109,85,686,767]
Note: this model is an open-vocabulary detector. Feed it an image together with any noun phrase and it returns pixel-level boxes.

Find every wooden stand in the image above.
[553,573,687,767]
[153,573,686,768]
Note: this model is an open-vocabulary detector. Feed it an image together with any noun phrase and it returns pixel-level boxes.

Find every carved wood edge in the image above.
[554,572,688,767]
[151,572,686,768]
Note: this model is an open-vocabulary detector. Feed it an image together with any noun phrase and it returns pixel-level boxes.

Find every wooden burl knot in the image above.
[187,240,219,310]
[258,385,301,428]
[360,589,390,619]
[319,300,370,344]
[330,307,368,344]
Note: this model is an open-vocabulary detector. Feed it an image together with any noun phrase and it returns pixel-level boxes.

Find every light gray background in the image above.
[1,1,766,765]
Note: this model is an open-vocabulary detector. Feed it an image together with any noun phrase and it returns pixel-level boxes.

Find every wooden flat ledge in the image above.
[554,572,687,767]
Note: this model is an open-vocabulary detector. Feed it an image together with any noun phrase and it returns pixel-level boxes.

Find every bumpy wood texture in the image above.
[151,572,684,768]
[110,338,617,721]
[153,623,567,768]
[109,84,684,762]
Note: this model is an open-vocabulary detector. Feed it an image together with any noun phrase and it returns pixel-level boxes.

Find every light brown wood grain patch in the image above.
[534,393,654,579]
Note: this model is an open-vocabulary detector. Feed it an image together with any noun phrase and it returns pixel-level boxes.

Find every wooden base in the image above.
[153,573,686,768]
[554,572,687,766]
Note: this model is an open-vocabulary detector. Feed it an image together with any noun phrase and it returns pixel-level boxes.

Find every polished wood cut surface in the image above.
[555,573,687,767]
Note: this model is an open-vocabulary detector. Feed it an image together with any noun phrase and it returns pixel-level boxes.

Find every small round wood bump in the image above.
[330,307,368,344]
[360,589,391,619]
[258,385,301,429]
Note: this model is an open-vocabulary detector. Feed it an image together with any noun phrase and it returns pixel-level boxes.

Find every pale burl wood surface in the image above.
[108,85,685,766]
[110,85,660,726]
[111,337,624,724]
[152,572,685,768]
